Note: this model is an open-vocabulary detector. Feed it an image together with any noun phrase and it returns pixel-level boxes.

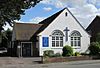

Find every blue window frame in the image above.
[42,37,49,47]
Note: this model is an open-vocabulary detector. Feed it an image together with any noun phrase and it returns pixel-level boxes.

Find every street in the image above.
[1,59,100,68]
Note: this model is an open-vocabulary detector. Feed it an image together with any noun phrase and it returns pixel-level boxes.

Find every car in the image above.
[0,47,7,54]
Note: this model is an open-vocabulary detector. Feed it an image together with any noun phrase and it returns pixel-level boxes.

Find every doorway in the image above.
[21,42,32,57]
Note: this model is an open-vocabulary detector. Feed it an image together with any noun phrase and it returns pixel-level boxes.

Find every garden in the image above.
[42,43,100,63]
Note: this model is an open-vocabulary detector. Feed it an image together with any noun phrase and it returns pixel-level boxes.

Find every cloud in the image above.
[54,0,66,8]
[3,23,12,30]
[83,4,98,14]
[43,7,52,11]
[30,17,46,23]
[40,0,52,5]
[40,0,100,28]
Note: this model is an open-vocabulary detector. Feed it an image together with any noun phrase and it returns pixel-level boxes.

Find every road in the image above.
[1,60,100,68]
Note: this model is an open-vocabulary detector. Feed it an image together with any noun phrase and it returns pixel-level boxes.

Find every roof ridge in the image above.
[33,8,65,35]
[15,22,42,25]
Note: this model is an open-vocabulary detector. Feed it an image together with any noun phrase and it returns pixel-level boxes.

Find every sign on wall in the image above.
[42,37,49,47]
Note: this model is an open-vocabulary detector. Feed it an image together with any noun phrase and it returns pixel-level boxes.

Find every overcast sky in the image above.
[4,0,100,30]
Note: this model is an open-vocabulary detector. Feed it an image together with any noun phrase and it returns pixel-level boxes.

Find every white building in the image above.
[12,8,90,57]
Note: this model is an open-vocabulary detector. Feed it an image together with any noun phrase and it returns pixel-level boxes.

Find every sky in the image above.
[4,0,100,30]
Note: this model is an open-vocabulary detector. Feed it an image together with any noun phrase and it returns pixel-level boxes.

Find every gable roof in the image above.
[86,16,100,42]
[86,16,100,31]
[14,23,42,40]
[34,8,65,35]
[34,7,89,36]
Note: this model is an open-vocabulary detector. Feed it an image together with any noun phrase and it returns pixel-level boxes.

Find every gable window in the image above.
[51,30,64,47]
[65,12,67,16]
[70,31,81,47]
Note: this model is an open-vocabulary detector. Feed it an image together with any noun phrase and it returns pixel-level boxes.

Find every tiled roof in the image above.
[14,23,42,40]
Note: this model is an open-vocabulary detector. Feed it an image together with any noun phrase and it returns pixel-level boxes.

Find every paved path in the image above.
[0,57,41,65]
[0,57,100,68]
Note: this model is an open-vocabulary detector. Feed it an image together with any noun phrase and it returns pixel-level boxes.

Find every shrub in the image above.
[88,42,100,55]
[62,45,73,57]
[53,53,62,57]
[43,50,54,57]
[74,52,80,56]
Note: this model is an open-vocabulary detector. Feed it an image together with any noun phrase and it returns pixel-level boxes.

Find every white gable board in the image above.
[38,8,90,56]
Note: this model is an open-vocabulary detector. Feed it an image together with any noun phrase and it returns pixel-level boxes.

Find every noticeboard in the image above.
[42,37,49,47]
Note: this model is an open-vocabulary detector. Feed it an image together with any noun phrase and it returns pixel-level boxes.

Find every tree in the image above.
[0,0,42,32]
[0,29,12,47]
[96,33,100,43]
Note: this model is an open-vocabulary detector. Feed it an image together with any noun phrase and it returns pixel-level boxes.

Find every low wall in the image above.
[43,56,92,63]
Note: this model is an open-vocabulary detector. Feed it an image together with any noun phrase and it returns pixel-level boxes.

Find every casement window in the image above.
[70,31,81,47]
[51,30,64,47]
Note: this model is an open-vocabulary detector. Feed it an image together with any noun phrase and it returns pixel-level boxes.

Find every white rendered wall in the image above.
[38,9,90,56]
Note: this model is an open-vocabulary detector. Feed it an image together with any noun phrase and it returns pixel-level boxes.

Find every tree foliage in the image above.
[88,42,100,55]
[0,0,42,32]
[96,33,100,43]
[0,28,12,47]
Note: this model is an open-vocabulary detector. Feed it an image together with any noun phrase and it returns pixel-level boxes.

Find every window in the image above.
[65,12,67,16]
[52,30,64,47]
[70,31,81,47]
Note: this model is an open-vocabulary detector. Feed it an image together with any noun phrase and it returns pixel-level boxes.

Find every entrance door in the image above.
[21,42,32,57]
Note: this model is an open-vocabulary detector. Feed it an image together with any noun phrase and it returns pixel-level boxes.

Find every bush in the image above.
[53,53,62,57]
[74,52,80,56]
[88,42,100,55]
[62,45,73,57]
[43,50,54,57]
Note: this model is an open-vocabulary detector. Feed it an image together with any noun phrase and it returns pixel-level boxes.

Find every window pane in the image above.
[74,37,77,40]
[74,41,77,46]
[71,41,73,46]
[60,37,63,40]
[78,41,80,46]
[78,37,80,40]
[60,41,63,47]
[52,41,55,47]
[71,37,73,40]
[56,41,59,47]
[56,37,59,40]
[52,37,55,40]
